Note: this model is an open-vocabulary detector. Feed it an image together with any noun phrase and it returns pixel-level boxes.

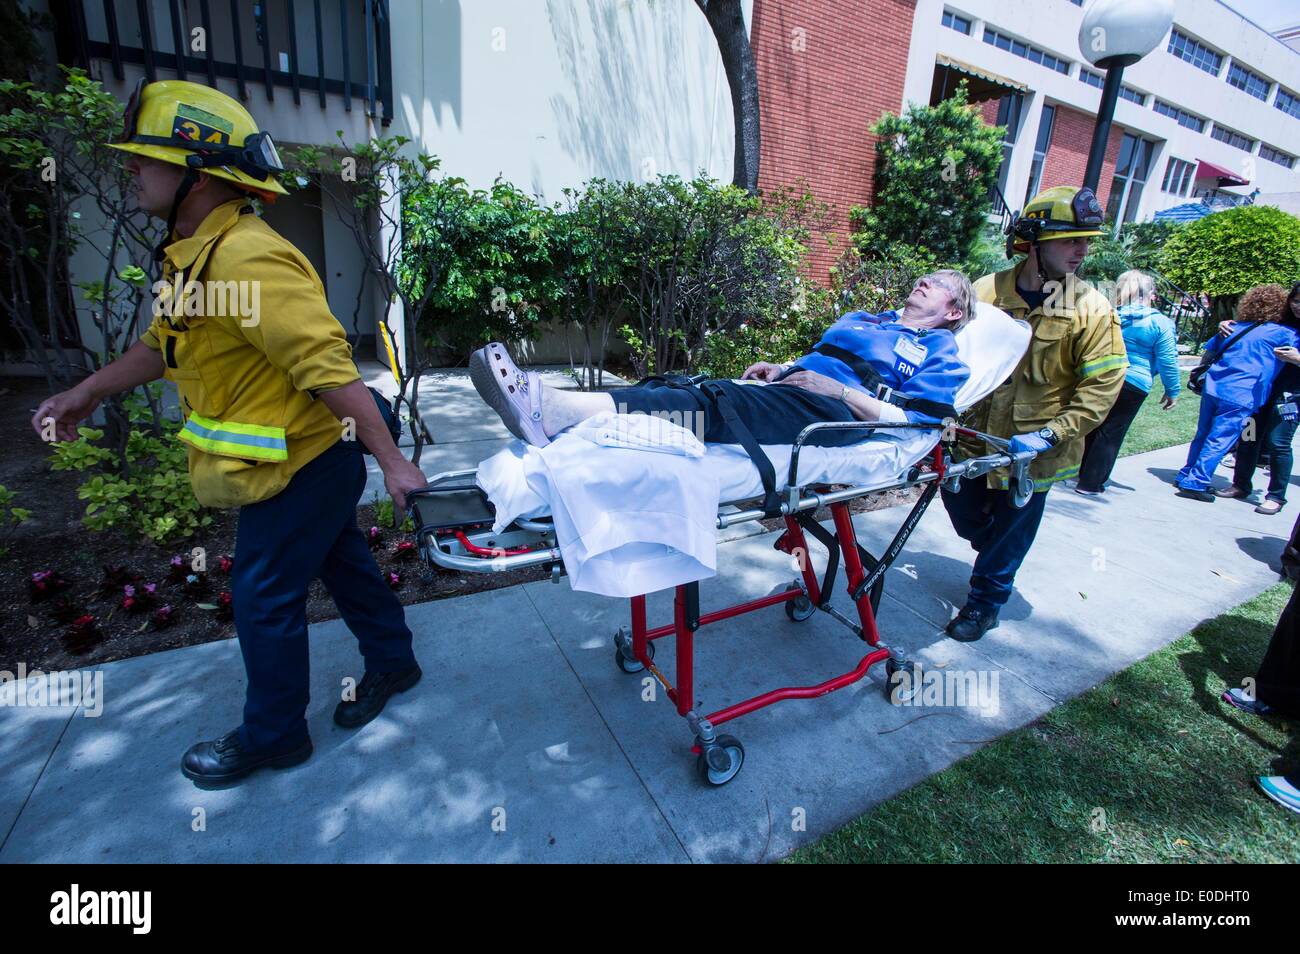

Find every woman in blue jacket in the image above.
[1176,284,1300,502]
[1217,282,1300,513]
[1076,271,1180,495]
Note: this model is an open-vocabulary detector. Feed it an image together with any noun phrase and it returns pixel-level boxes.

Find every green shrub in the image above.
[1079,220,1184,285]
[850,82,1004,265]
[49,425,211,543]
[695,284,830,379]
[0,484,30,557]
[829,243,944,317]
[602,174,807,377]
[1160,205,1300,298]
[398,176,560,356]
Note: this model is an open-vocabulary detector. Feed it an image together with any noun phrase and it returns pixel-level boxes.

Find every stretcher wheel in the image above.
[615,637,655,674]
[785,595,816,622]
[884,657,921,705]
[696,734,745,786]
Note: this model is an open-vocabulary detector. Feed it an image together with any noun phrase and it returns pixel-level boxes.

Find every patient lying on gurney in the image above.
[469,269,976,450]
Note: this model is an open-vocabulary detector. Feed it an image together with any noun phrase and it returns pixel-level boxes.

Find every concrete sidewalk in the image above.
[1,443,1292,863]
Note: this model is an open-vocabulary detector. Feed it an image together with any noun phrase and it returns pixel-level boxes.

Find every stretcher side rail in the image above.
[408,422,1038,575]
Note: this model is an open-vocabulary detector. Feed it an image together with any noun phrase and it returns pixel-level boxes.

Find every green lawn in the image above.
[1117,370,1200,458]
[789,583,1300,863]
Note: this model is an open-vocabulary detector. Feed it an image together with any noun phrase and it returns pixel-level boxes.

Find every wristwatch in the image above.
[1036,427,1059,447]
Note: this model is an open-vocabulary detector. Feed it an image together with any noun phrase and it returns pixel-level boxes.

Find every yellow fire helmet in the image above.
[107,78,288,198]
[1007,185,1104,255]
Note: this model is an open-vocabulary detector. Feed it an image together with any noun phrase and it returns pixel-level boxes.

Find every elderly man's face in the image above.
[901,275,959,328]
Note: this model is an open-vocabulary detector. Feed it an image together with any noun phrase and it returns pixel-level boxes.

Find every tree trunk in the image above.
[695,0,761,194]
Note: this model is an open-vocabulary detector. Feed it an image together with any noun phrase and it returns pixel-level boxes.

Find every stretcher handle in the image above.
[786,420,944,492]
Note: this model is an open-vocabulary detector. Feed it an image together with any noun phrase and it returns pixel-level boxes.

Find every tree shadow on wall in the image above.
[544,0,724,194]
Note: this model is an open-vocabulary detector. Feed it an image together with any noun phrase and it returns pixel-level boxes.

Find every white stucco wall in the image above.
[33,0,743,368]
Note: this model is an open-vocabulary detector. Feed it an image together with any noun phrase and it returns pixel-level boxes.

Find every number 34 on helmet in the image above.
[107,78,288,199]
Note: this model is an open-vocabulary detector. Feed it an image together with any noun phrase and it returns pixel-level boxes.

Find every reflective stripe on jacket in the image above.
[141,199,361,508]
[959,263,1127,490]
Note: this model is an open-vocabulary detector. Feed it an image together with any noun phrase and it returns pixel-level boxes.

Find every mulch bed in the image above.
[2,374,913,674]
[1,376,548,674]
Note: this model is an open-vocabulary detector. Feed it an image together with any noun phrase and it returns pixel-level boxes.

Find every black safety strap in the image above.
[811,343,957,422]
[638,375,784,517]
[796,513,840,608]
[699,380,783,518]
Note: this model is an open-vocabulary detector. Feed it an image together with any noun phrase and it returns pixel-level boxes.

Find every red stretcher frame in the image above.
[408,422,1034,786]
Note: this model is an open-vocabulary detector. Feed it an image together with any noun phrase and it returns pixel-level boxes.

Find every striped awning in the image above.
[935,55,1028,94]
[1196,159,1249,186]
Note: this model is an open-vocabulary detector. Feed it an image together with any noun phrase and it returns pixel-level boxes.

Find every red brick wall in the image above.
[1037,103,1124,211]
[752,0,917,279]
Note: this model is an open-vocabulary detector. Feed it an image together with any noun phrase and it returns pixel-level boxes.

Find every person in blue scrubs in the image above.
[1218,282,1300,514]
[472,270,977,448]
[1177,284,1300,502]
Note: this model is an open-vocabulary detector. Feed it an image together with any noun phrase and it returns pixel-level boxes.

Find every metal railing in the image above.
[57,0,393,125]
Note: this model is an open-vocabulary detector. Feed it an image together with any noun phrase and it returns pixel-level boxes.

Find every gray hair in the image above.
[927,269,976,332]
[1116,269,1155,306]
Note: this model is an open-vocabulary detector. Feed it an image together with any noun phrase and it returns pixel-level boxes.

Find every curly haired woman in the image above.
[1215,281,1300,513]
[1176,283,1300,502]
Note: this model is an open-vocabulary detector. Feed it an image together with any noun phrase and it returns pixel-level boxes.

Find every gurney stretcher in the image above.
[405,423,1035,786]
[406,305,1033,785]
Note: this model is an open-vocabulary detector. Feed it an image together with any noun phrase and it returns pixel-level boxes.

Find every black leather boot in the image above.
[181,730,313,785]
[946,604,999,642]
[334,664,423,729]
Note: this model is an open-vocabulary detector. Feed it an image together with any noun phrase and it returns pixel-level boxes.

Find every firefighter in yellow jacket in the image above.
[941,185,1127,641]
[31,80,429,784]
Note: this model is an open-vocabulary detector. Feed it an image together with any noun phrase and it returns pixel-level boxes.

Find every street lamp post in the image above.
[1078,0,1176,193]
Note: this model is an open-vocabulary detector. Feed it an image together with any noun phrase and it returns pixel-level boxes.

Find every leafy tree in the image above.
[606,174,805,377]
[551,181,628,390]
[399,176,558,357]
[850,83,1004,265]
[1080,220,1183,284]
[1160,204,1300,336]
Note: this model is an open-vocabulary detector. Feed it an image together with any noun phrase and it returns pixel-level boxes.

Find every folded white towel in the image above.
[568,411,706,458]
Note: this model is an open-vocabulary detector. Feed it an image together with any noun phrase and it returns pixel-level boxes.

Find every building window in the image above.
[989,92,1025,214]
[1167,29,1222,76]
[1226,63,1270,101]
[1024,104,1055,204]
[1161,157,1195,197]
[1078,69,1145,104]
[1276,88,1300,121]
[1210,123,1255,152]
[1153,99,1206,132]
[1106,133,1156,225]
[941,10,972,35]
[1260,144,1297,170]
[982,28,1070,74]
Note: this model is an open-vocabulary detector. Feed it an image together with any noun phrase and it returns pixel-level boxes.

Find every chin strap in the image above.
[153,165,200,264]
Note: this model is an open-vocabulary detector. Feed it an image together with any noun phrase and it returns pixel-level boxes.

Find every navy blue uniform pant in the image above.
[940,480,1050,613]
[232,440,416,752]
[615,378,860,446]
